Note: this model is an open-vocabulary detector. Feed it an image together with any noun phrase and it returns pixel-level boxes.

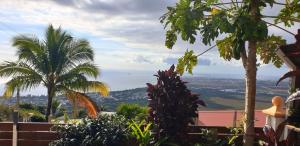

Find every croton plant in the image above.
[147,65,205,145]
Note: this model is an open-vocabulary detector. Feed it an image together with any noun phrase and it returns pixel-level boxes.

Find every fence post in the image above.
[12,111,18,146]
[233,110,237,127]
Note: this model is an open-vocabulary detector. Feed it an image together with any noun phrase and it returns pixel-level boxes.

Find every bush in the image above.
[50,114,130,146]
[147,65,205,145]
[0,104,12,122]
[116,103,148,121]
[19,103,36,110]
[36,105,46,115]
[128,120,153,146]
[54,107,66,118]
[30,114,46,122]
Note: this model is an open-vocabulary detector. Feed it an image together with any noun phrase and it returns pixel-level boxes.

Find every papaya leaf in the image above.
[216,36,234,61]
[275,0,300,26]
[161,0,209,48]
[176,50,198,75]
[257,35,286,68]
[206,0,219,5]
[165,30,177,49]
[201,11,233,45]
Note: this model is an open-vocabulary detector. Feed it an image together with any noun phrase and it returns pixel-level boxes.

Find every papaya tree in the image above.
[161,0,300,145]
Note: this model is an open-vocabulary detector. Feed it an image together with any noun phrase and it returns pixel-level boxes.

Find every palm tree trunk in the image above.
[16,88,20,111]
[72,100,78,119]
[46,86,54,122]
[243,40,257,146]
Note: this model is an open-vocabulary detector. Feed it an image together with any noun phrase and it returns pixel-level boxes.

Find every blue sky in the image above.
[0,0,298,92]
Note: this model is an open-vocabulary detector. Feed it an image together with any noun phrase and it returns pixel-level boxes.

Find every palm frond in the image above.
[13,35,44,58]
[86,81,109,96]
[60,62,99,78]
[66,39,94,63]
[13,35,48,73]
[65,90,99,118]
[3,82,16,98]
[53,34,73,75]
[0,61,19,77]
[3,74,41,97]
[58,73,89,91]
[0,61,44,82]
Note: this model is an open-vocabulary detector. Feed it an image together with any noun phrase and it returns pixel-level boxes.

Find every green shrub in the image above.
[19,103,35,110]
[0,104,12,122]
[50,114,130,146]
[116,103,148,121]
[78,109,88,118]
[147,65,205,145]
[128,120,152,146]
[195,129,226,146]
[53,107,66,118]
[36,105,46,115]
[19,109,44,122]
[30,115,46,122]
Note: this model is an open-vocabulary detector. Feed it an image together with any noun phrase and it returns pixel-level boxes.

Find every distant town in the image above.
[1,77,289,112]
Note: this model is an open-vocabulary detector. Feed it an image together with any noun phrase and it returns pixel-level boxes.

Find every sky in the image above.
[0,0,298,93]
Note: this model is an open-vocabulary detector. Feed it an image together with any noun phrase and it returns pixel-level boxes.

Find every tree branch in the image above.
[211,2,243,5]
[212,1,286,6]
[197,44,217,57]
[262,20,296,35]
[202,2,234,10]
[273,2,287,6]
[262,15,300,23]
[241,49,248,69]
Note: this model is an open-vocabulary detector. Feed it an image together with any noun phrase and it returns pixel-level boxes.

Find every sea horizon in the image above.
[0,69,287,96]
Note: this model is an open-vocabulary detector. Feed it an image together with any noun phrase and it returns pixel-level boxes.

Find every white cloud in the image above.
[0,0,297,74]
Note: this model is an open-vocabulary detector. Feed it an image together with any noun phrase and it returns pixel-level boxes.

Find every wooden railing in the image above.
[0,122,58,146]
[0,122,265,146]
[187,126,266,145]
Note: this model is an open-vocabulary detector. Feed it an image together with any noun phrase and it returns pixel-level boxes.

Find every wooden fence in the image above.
[0,122,266,146]
[187,126,266,145]
[0,122,57,146]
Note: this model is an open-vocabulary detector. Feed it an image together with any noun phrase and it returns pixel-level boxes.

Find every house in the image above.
[197,110,266,127]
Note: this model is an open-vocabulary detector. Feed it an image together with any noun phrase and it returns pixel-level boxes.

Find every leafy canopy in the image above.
[161,0,299,74]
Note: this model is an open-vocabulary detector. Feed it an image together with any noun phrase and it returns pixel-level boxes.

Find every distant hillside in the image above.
[1,77,289,112]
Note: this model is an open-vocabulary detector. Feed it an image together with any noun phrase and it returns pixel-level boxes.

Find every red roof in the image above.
[197,110,265,127]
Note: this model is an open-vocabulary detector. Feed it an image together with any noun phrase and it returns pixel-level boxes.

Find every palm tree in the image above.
[0,25,109,121]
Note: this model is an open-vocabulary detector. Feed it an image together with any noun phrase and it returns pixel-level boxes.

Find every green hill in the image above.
[1,77,289,112]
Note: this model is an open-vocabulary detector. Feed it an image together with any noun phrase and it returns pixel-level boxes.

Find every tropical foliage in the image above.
[50,114,130,146]
[194,129,225,146]
[0,104,12,122]
[116,103,148,121]
[0,25,109,121]
[160,0,299,145]
[262,121,289,146]
[128,120,153,146]
[147,65,205,145]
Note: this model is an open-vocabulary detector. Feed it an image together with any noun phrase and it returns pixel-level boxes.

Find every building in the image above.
[197,110,266,127]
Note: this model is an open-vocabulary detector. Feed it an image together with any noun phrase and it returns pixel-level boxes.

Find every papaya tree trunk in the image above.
[243,40,257,146]
[243,0,259,145]
[46,86,55,122]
